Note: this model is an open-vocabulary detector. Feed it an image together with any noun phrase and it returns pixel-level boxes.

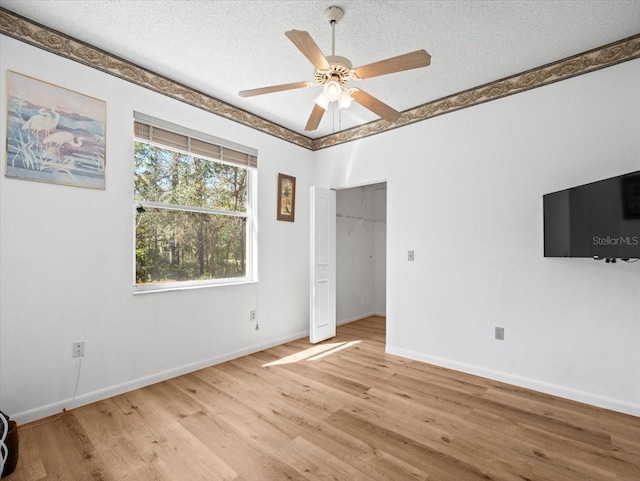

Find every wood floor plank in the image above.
[337,387,547,481]
[483,385,640,440]
[35,413,116,481]
[169,373,295,452]
[325,408,500,481]
[252,350,373,398]
[389,369,614,451]
[278,411,432,481]
[179,410,308,481]
[275,436,372,481]
[92,438,162,481]
[10,316,640,481]
[4,426,46,481]
[136,419,240,481]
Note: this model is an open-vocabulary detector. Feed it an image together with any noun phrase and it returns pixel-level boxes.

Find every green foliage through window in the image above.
[134,141,250,286]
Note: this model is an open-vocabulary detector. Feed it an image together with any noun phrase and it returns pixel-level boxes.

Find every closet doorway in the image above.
[336,182,387,325]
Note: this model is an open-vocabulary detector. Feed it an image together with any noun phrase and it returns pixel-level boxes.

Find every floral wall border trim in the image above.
[1,8,638,152]
[313,33,640,150]
[0,8,313,150]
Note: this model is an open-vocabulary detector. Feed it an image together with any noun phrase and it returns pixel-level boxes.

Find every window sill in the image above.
[133,278,257,295]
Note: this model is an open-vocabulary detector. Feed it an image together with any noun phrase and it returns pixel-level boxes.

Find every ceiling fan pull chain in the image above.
[332,102,335,132]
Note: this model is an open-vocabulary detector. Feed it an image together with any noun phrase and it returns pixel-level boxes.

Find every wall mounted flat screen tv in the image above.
[544,170,640,259]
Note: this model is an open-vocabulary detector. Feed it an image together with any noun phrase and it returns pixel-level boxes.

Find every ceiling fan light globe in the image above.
[323,80,342,102]
[314,92,330,110]
[338,91,353,109]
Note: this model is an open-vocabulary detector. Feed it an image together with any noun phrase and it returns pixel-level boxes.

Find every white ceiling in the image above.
[3,1,640,139]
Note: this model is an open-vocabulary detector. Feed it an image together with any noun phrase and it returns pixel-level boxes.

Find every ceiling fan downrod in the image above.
[324,6,344,57]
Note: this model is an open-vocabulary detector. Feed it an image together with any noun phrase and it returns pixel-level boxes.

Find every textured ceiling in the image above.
[2,0,640,139]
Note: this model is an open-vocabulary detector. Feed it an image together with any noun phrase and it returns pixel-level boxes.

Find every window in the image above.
[133,114,257,291]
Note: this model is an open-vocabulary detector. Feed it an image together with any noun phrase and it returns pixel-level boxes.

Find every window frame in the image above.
[133,113,258,293]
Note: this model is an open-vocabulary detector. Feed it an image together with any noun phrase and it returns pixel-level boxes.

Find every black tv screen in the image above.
[544,170,640,258]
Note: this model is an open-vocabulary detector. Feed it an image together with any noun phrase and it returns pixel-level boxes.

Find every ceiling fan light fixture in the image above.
[338,90,353,109]
[323,78,342,102]
[314,91,330,109]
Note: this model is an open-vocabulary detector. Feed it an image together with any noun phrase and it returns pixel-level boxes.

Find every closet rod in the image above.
[336,213,385,222]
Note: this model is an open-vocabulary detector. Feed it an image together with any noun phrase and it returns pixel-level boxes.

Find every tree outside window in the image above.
[134,140,251,287]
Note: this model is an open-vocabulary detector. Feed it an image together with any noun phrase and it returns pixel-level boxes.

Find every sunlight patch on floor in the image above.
[307,340,361,361]
[262,340,362,367]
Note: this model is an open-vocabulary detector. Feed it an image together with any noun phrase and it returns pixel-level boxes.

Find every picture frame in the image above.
[6,71,106,189]
[277,173,296,222]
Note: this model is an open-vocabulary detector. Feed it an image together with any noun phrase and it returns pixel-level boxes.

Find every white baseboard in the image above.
[337,312,385,326]
[13,329,309,425]
[386,345,640,417]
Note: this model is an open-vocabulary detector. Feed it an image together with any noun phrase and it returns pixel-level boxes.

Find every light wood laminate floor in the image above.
[9,316,640,480]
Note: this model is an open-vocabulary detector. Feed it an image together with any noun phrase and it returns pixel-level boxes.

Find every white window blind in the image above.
[134,112,257,168]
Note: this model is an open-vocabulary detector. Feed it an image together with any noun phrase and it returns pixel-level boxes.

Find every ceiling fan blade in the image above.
[354,50,431,79]
[285,30,331,70]
[239,81,312,98]
[305,104,326,131]
[350,89,401,122]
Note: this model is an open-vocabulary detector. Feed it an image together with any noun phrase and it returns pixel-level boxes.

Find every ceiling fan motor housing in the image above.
[314,55,354,85]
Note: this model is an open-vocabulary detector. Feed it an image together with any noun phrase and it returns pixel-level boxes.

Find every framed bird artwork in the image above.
[6,71,106,189]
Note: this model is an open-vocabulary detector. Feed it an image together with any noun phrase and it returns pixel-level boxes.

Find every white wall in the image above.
[314,58,640,416]
[2,32,639,423]
[0,36,314,423]
[336,184,386,323]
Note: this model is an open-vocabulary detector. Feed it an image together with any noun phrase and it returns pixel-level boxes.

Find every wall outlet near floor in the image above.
[250,310,257,322]
[72,341,85,358]
[494,327,505,341]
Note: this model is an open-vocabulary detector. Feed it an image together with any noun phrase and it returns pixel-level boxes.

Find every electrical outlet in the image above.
[72,341,85,358]
[408,250,415,261]
[250,310,257,322]
[495,327,505,341]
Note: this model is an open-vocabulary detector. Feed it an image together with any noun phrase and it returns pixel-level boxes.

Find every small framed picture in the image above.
[277,173,296,222]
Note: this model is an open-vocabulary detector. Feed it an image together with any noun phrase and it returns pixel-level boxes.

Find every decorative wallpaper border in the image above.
[1,8,639,152]
[0,8,313,150]
[313,33,640,150]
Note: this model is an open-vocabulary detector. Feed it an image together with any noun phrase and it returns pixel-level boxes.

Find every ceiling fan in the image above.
[238,6,431,131]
